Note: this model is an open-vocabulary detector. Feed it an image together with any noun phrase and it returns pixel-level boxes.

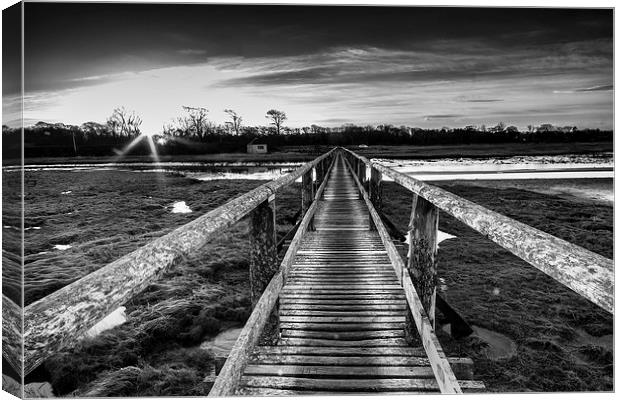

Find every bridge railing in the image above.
[10,148,337,377]
[341,147,614,318]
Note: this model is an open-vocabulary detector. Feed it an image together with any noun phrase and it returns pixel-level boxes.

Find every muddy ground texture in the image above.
[3,170,613,395]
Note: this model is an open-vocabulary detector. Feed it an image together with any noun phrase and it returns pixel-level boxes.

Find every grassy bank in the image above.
[6,141,612,166]
[11,170,613,395]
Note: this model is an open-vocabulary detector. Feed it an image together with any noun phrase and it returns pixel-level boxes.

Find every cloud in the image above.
[576,84,613,92]
[553,84,613,94]
[213,39,612,91]
[424,114,463,121]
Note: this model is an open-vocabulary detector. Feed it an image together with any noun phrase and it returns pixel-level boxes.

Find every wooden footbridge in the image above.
[3,148,614,396]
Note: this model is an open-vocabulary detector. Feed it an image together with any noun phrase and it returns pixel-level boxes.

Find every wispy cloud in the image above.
[576,84,613,92]
[553,84,613,94]
[424,114,463,121]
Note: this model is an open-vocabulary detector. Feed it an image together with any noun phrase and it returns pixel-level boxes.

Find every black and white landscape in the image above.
[1,2,614,398]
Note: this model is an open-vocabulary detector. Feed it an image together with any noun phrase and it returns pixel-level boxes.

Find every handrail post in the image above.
[314,162,323,196]
[405,193,439,344]
[369,166,382,229]
[302,169,315,231]
[249,193,280,345]
[358,160,366,199]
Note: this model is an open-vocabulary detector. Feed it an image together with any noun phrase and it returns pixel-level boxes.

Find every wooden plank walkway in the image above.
[237,155,483,395]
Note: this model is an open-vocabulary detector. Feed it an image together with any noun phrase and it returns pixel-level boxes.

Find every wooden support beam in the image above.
[369,167,382,229]
[301,169,314,215]
[436,295,474,339]
[405,194,439,344]
[301,170,314,231]
[370,167,382,211]
[358,160,367,186]
[249,195,280,345]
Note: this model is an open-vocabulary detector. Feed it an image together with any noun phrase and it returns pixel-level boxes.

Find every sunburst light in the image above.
[111,131,161,165]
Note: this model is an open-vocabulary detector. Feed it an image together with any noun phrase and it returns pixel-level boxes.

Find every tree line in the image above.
[2,105,613,158]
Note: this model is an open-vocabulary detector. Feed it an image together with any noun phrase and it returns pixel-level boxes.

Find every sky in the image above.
[2,3,614,132]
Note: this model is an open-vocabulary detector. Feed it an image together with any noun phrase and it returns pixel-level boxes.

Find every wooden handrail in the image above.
[208,154,336,397]
[21,148,337,376]
[2,294,22,377]
[342,147,614,314]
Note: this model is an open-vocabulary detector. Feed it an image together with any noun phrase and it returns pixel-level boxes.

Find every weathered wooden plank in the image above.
[2,294,22,377]
[279,337,409,347]
[244,364,435,378]
[240,376,483,392]
[343,148,613,314]
[280,290,403,296]
[279,303,406,311]
[254,346,426,357]
[287,278,398,283]
[287,276,398,281]
[280,322,405,331]
[280,316,405,324]
[237,388,397,396]
[250,353,473,368]
[279,299,407,305]
[281,329,405,340]
[280,310,403,317]
[279,294,406,300]
[282,284,402,290]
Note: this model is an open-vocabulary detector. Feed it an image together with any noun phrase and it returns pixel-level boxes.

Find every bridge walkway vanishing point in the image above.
[235,155,483,395]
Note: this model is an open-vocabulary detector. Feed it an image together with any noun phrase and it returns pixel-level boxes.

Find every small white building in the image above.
[246,138,268,154]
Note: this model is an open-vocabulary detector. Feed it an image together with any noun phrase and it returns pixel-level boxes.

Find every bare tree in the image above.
[266,109,287,135]
[106,107,142,137]
[181,106,209,139]
[224,109,243,135]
